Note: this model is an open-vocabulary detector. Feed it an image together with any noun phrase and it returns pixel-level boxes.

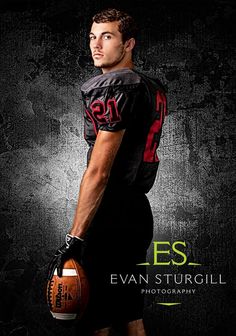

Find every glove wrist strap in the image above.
[66,233,84,244]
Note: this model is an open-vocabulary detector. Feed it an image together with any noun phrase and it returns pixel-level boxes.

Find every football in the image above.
[46,258,89,320]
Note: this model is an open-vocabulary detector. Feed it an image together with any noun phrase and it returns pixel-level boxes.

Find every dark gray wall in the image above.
[0,0,235,335]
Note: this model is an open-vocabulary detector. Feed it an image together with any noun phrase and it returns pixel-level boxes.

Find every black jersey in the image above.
[81,68,167,193]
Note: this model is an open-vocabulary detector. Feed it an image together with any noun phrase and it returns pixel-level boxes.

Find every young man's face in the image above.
[89,21,128,72]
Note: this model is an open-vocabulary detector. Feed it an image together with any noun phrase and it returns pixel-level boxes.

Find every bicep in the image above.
[87,129,125,175]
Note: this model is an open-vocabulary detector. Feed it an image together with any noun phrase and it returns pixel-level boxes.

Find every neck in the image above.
[102,59,134,74]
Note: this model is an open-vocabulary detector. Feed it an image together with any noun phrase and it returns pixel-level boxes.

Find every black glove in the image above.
[47,234,83,280]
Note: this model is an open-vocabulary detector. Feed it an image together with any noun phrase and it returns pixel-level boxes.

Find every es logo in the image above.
[138,241,199,266]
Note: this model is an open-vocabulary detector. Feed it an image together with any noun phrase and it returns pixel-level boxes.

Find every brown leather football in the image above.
[47,258,89,320]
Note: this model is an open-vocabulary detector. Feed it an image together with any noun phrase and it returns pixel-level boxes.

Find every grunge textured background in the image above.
[0,0,235,335]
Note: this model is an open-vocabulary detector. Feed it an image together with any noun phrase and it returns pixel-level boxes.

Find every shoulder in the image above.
[133,70,167,93]
[81,68,142,95]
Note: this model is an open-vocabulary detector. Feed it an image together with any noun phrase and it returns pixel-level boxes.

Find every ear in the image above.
[124,38,135,52]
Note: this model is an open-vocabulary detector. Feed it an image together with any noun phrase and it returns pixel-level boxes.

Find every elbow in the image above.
[97,171,109,187]
[84,167,110,187]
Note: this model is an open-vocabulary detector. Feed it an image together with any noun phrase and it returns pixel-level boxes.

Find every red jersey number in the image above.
[90,99,120,124]
[143,91,167,163]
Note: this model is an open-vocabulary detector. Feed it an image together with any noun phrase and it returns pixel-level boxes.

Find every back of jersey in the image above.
[131,70,167,192]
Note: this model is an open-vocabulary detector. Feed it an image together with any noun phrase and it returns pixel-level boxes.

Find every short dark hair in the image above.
[92,8,138,43]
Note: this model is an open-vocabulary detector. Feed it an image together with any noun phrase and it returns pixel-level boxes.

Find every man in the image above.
[48,8,167,336]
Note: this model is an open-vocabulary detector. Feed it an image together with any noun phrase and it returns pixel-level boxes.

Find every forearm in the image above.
[69,168,109,238]
[69,130,125,238]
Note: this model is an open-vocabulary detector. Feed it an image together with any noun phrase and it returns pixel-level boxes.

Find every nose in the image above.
[90,37,102,50]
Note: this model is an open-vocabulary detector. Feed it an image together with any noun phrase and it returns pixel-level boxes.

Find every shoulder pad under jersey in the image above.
[81,68,142,95]
[133,70,167,93]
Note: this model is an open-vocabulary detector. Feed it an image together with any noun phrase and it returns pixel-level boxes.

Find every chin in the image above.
[93,61,103,68]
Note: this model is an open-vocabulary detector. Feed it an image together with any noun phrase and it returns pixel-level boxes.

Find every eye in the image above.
[103,34,112,40]
[89,35,96,40]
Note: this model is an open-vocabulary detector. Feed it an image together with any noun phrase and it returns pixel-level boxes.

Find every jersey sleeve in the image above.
[81,69,142,133]
[96,86,140,132]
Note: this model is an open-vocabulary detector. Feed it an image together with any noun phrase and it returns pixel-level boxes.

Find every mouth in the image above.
[93,53,103,58]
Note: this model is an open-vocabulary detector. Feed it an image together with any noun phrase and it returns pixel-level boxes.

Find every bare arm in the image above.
[69,129,125,238]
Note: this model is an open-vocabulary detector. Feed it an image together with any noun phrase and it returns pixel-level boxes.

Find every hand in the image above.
[47,234,83,280]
